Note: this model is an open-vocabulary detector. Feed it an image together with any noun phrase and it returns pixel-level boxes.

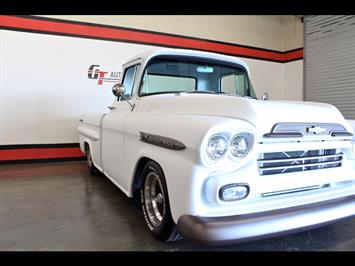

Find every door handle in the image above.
[107,106,116,110]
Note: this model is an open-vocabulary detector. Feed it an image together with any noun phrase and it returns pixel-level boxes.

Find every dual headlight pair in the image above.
[206,132,253,161]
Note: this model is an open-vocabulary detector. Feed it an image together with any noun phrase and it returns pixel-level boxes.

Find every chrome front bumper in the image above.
[176,194,355,246]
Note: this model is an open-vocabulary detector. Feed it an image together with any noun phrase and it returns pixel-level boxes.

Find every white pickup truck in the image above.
[78,48,355,245]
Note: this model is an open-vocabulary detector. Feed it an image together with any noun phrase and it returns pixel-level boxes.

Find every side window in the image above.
[121,64,140,98]
[221,74,236,95]
[220,72,249,96]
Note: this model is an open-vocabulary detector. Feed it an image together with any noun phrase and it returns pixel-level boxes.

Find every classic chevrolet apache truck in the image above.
[78,48,355,245]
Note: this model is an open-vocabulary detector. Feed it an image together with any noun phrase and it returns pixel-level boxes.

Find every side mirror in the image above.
[261,92,269,101]
[112,84,125,97]
[112,83,136,111]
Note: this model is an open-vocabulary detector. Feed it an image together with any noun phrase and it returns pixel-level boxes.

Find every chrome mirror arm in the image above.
[121,95,136,111]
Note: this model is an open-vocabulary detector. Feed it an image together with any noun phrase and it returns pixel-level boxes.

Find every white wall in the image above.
[0,30,156,144]
[0,30,288,144]
[39,15,304,101]
[0,15,304,146]
[282,16,304,51]
[244,58,284,100]
[283,60,304,101]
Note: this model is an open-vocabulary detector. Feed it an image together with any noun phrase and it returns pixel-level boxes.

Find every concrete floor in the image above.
[1,161,355,251]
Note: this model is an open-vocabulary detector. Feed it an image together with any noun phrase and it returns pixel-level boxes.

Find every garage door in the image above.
[304,15,355,119]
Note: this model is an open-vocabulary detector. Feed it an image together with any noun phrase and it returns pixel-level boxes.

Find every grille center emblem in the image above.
[307,126,327,134]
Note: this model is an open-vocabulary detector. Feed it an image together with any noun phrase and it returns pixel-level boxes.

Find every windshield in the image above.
[139,56,256,98]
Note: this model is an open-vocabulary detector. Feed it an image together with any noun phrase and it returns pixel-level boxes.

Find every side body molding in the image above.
[140,132,186,150]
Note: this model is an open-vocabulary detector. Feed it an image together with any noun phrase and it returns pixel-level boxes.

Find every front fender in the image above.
[129,145,209,223]
[123,114,256,222]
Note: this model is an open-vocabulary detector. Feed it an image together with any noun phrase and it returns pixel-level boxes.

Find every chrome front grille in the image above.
[258,149,343,175]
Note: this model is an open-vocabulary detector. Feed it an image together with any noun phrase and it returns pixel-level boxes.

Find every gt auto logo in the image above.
[88,65,120,85]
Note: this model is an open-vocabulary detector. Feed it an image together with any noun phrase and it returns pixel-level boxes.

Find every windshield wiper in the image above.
[164,90,256,99]
[181,90,217,94]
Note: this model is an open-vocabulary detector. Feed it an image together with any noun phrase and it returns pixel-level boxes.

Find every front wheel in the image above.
[140,161,181,242]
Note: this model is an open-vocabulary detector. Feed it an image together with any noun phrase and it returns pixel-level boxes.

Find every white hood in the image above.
[142,94,351,135]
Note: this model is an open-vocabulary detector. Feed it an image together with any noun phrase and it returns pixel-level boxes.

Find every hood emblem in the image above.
[307,126,327,134]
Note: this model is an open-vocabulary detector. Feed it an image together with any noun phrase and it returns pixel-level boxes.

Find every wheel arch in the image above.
[128,146,203,223]
[80,137,101,170]
[82,138,93,155]
[132,156,162,194]
[83,141,90,152]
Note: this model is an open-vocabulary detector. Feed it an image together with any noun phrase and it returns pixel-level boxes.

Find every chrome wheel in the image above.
[140,161,181,241]
[144,171,166,227]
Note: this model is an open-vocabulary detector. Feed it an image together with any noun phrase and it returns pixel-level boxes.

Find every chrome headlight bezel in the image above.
[202,130,255,169]
[206,134,228,160]
[229,133,254,160]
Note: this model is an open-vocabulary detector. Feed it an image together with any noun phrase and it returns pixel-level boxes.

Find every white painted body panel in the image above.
[78,49,355,226]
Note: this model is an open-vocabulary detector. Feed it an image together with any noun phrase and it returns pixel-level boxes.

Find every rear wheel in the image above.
[85,144,99,175]
[140,161,181,242]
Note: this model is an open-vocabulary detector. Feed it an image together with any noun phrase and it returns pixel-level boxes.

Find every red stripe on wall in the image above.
[0,147,85,161]
[0,15,303,63]
[283,49,304,61]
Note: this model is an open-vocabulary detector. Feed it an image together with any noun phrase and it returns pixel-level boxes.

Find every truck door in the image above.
[101,64,140,192]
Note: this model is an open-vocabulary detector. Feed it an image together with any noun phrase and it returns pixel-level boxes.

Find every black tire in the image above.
[140,161,182,242]
[85,144,99,175]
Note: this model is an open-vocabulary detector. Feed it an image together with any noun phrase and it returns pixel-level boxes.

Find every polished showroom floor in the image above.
[0,161,355,251]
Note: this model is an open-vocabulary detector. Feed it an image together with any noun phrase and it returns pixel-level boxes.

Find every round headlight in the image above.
[229,134,251,158]
[206,134,228,160]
